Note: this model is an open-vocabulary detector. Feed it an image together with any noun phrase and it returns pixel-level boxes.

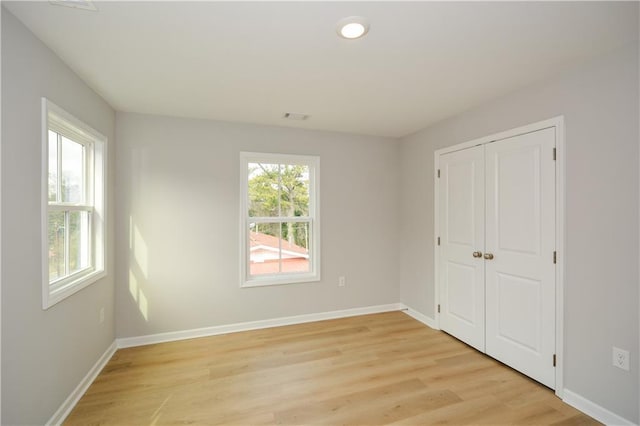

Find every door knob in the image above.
[472,251,483,258]
[484,253,494,260]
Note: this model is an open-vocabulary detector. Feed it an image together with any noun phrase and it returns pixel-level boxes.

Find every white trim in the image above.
[554,118,566,397]
[239,152,320,288]
[404,304,633,425]
[42,308,628,426]
[562,389,636,426]
[46,341,117,426]
[434,117,562,157]
[0,5,3,420]
[433,116,565,396]
[400,304,439,329]
[41,98,108,309]
[434,151,441,325]
[117,303,403,349]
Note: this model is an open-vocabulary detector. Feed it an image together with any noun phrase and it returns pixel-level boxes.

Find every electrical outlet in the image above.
[612,347,629,371]
[99,307,105,324]
[338,276,346,287]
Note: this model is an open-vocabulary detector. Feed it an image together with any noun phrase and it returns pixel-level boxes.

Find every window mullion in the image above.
[57,133,62,203]
[278,165,282,273]
[250,216,311,223]
[82,144,87,205]
[64,211,70,277]
[88,209,94,271]
[48,204,92,212]
[278,222,282,273]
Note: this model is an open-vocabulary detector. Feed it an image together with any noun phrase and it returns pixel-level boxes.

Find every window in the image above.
[240,152,320,287]
[42,99,107,309]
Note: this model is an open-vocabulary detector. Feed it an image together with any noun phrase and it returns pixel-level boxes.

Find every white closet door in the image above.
[439,145,485,352]
[484,127,556,389]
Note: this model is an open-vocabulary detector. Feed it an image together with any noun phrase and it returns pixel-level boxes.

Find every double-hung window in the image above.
[240,152,320,287]
[42,99,107,309]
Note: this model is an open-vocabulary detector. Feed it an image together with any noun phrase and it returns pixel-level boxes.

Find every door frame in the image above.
[434,116,565,397]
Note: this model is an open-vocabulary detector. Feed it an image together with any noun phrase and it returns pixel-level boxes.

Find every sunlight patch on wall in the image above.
[129,214,150,321]
[139,290,149,321]
[134,225,148,279]
[129,269,138,302]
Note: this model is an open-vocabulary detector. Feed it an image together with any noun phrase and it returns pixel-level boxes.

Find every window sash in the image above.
[247,218,313,277]
[248,216,313,223]
[42,98,107,309]
[48,204,93,211]
[48,207,94,286]
[50,265,95,292]
[47,129,94,285]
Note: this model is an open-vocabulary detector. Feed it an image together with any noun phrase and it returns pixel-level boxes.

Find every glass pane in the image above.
[48,131,58,202]
[249,222,281,276]
[48,211,66,282]
[281,221,310,273]
[69,211,90,274]
[61,136,84,203]
[280,165,309,217]
[248,163,280,217]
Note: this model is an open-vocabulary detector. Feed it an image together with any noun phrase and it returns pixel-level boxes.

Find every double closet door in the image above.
[438,127,556,389]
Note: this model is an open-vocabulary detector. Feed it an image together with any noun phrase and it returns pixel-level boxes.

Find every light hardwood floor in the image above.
[66,311,598,425]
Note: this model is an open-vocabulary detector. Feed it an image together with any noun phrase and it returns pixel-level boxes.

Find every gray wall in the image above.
[1,9,116,425]
[2,3,638,424]
[115,112,400,338]
[399,43,639,422]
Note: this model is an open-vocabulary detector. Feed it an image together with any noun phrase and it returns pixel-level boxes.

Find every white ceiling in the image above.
[5,1,638,138]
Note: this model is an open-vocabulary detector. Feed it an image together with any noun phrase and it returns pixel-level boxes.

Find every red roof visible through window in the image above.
[249,231,308,256]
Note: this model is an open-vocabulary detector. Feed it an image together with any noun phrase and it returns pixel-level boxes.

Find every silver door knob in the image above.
[472,251,483,258]
[484,253,494,260]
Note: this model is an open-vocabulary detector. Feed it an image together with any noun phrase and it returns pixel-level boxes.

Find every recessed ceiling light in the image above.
[336,16,370,40]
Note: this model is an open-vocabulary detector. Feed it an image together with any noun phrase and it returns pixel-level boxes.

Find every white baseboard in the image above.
[398,308,637,426]
[399,304,439,330]
[562,389,636,426]
[46,307,637,426]
[117,303,404,349]
[47,340,117,426]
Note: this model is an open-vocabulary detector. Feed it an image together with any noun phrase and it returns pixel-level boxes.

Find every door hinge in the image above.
[437,237,441,246]
[553,251,557,264]
[437,304,441,313]
[553,148,556,161]
[437,169,441,178]
[553,354,556,367]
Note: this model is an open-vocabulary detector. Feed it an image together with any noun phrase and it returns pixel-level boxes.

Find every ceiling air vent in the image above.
[49,0,98,11]
[283,112,310,121]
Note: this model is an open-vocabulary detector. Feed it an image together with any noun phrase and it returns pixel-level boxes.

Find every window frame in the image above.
[240,152,320,288]
[41,98,107,309]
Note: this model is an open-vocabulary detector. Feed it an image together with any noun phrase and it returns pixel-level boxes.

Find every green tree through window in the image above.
[248,163,309,248]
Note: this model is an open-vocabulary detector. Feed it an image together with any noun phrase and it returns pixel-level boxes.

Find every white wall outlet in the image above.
[99,307,105,324]
[612,347,629,371]
[338,276,346,287]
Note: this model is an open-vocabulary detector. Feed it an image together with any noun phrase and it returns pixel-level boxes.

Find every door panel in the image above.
[439,146,485,352]
[485,127,556,389]
[496,272,541,352]
[446,261,478,325]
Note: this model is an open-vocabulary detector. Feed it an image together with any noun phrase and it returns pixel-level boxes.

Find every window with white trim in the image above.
[42,99,107,309]
[240,152,320,287]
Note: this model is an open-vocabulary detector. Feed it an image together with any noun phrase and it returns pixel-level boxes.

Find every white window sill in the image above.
[43,269,106,309]
[241,273,320,288]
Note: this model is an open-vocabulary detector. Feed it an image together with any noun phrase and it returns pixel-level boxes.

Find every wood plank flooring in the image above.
[65,312,598,425]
